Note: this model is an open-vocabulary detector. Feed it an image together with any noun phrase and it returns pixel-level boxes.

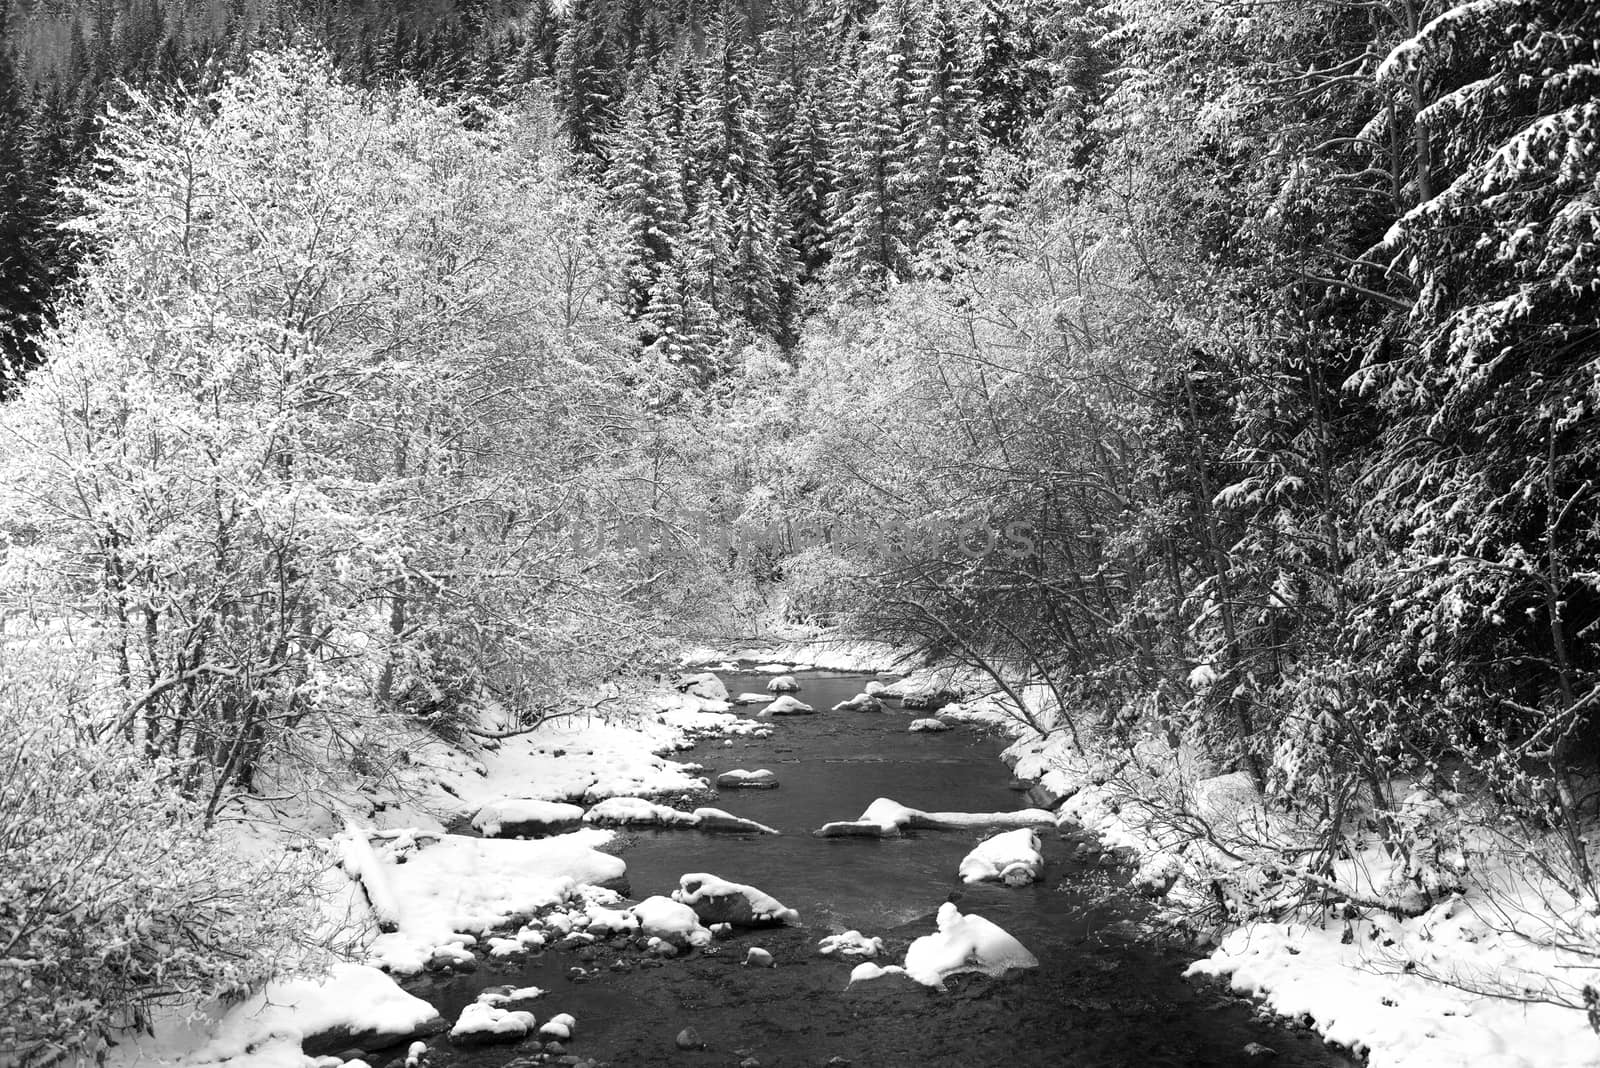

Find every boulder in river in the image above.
[673,872,800,926]
[908,718,951,732]
[675,1027,706,1051]
[448,1004,535,1046]
[733,691,772,705]
[763,695,814,715]
[958,828,1044,886]
[470,799,586,838]
[744,947,775,967]
[831,693,884,713]
[676,672,729,702]
[691,807,780,834]
[716,768,779,789]
[766,674,801,693]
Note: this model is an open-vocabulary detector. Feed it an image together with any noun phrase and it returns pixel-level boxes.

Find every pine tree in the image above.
[827,0,921,289]
[905,0,983,254]
[609,71,687,319]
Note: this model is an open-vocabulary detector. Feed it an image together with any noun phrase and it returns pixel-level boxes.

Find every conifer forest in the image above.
[1,0,1598,1065]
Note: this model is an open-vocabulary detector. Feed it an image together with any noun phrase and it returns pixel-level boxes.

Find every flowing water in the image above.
[402,669,1354,1068]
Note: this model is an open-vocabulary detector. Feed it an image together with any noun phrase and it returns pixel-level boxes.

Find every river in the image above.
[402,668,1354,1067]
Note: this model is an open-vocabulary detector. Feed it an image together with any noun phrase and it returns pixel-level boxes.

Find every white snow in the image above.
[1187,914,1600,1068]
[766,674,801,692]
[538,1013,576,1040]
[186,963,441,1062]
[361,830,624,973]
[908,717,951,732]
[958,828,1044,885]
[902,903,1039,988]
[469,799,585,837]
[763,694,814,715]
[744,947,775,967]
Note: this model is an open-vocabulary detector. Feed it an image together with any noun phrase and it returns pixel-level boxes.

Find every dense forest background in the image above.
[2,0,1599,1060]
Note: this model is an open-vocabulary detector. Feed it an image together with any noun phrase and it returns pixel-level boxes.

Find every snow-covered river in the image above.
[404,669,1353,1067]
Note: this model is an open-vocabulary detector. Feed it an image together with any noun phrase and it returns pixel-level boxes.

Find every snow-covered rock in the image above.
[733,692,773,705]
[744,947,775,968]
[583,797,699,827]
[832,693,885,713]
[902,903,1039,988]
[864,680,889,695]
[847,962,906,985]
[538,1013,576,1041]
[815,797,1055,838]
[583,904,640,936]
[470,799,585,838]
[753,663,794,674]
[1132,852,1182,898]
[474,985,543,1008]
[631,895,713,948]
[656,705,769,738]
[691,807,780,834]
[716,768,779,789]
[818,930,883,958]
[449,1003,534,1045]
[763,695,815,715]
[672,671,729,703]
[673,872,800,927]
[958,828,1043,885]
[676,672,729,701]
[908,717,951,733]
[766,674,801,693]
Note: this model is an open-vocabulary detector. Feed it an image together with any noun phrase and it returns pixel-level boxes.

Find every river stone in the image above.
[765,674,801,693]
[1023,781,1073,810]
[692,807,780,833]
[744,947,775,967]
[470,799,587,839]
[814,819,899,839]
[1243,1042,1278,1059]
[716,768,778,789]
[831,693,884,713]
[733,691,772,704]
[675,1027,706,1051]
[676,671,729,701]
[763,695,814,715]
[908,717,951,732]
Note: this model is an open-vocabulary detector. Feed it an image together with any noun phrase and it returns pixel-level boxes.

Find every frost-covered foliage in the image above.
[719,0,1600,1018]
[0,656,321,1065]
[0,50,695,817]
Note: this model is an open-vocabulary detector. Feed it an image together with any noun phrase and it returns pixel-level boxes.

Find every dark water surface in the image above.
[405,669,1353,1068]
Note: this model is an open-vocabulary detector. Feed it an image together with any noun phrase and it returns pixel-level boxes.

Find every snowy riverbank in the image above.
[98,634,1600,1068]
